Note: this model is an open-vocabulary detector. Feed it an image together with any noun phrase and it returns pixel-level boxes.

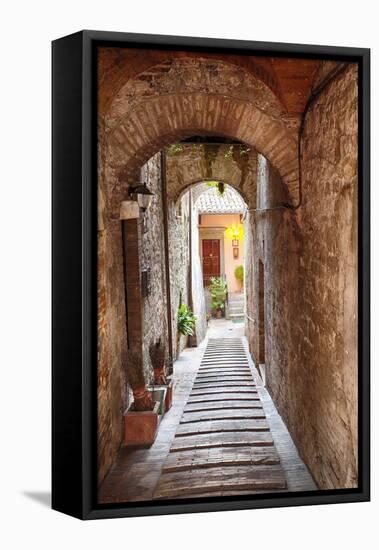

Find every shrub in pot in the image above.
[209,277,227,318]
[149,338,173,411]
[125,349,153,411]
[124,349,159,446]
[149,338,167,385]
[177,303,197,355]
[235,265,244,284]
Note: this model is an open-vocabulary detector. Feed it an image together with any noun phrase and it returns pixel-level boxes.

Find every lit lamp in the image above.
[128,182,154,213]
[226,223,244,243]
[225,223,244,259]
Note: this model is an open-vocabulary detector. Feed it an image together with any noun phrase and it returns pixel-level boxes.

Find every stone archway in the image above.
[164,142,257,207]
[99,57,300,224]
[97,56,301,485]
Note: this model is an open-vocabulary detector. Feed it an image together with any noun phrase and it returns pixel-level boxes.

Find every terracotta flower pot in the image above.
[124,401,160,447]
[164,379,174,411]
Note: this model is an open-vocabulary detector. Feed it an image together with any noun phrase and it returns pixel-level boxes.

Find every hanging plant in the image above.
[224,145,234,160]
[206,180,225,196]
[166,143,184,156]
[239,145,251,156]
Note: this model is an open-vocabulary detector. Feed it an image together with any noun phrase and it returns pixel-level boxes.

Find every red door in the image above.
[202,239,220,286]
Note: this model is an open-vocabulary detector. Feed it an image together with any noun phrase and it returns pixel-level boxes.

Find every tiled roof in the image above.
[195,185,246,214]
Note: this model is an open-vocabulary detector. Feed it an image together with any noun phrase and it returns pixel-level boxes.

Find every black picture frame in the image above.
[52,30,370,520]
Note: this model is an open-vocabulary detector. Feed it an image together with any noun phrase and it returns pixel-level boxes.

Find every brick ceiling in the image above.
[98,47,335,115]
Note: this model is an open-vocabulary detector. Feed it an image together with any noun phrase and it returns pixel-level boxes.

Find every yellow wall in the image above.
[199,214,244,293]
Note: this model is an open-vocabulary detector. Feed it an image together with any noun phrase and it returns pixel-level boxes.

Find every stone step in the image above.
[153,464,287,499]
[228,308,244,313]
[162,446,280,473]
[228,298,245,305]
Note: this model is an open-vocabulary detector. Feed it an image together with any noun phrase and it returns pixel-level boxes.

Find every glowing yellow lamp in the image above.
[225,223,244,242]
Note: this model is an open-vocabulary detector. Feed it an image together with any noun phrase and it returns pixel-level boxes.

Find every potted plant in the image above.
[177,303,197,355]
[123,349,160,447]
[149,338,173,412]
[209,277,228,318]
[149,338,167,385]
[235,265,244,288]
[212,298,225,318]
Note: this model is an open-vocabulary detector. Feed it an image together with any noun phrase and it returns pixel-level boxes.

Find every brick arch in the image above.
[98,49,286,117]
[165,143,257,206]
[106,92,299,212]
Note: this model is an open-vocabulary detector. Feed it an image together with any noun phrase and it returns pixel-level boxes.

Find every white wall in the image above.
[1,1,377,549]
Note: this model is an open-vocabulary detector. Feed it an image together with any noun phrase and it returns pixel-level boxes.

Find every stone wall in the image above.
[247,65,358,489]
[97,222,128,486]
[168,193,191,357]
[294,64,358,488]
[191,196,207,345]
[140,154,169,379]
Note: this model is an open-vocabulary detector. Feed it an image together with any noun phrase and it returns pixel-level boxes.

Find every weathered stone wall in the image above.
[168,193,191,357]
[140,154,169,379]
[293,64,358,488]
[191,199,207,345]
[140,153,202,364]
[248,65,358,489]
[97,221,129,486]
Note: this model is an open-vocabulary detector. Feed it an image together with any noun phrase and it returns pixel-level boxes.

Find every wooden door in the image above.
[202,239,220,286]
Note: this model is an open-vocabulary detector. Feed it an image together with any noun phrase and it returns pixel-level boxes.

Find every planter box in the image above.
[124,401,160,447]
[149,386,167,415]
[149,381,173,412]
[165,379,174,411]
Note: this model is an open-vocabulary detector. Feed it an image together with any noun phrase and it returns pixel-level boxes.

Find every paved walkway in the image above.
[98,320,316,503]
[153,337,287,498]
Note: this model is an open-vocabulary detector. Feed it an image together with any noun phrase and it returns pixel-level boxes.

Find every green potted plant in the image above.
[177,303,197,355]
[209,277,228,318]
[212,298,225,318]
[235,265,244,288]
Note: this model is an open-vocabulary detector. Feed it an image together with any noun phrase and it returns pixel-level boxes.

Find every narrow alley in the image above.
[96,47,359,503]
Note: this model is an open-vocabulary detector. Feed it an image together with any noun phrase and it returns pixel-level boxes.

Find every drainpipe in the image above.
[160,150,174,374]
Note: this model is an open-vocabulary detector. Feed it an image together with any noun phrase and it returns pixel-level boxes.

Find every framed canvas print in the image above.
[52,30,370,520]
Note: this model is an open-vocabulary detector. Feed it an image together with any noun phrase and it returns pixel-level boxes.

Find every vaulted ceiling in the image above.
[98,47,343,116]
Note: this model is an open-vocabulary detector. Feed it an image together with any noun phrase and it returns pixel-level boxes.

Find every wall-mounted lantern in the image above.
[225,223,244,242]
[128,182,155,213]
[128,182,155,232]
